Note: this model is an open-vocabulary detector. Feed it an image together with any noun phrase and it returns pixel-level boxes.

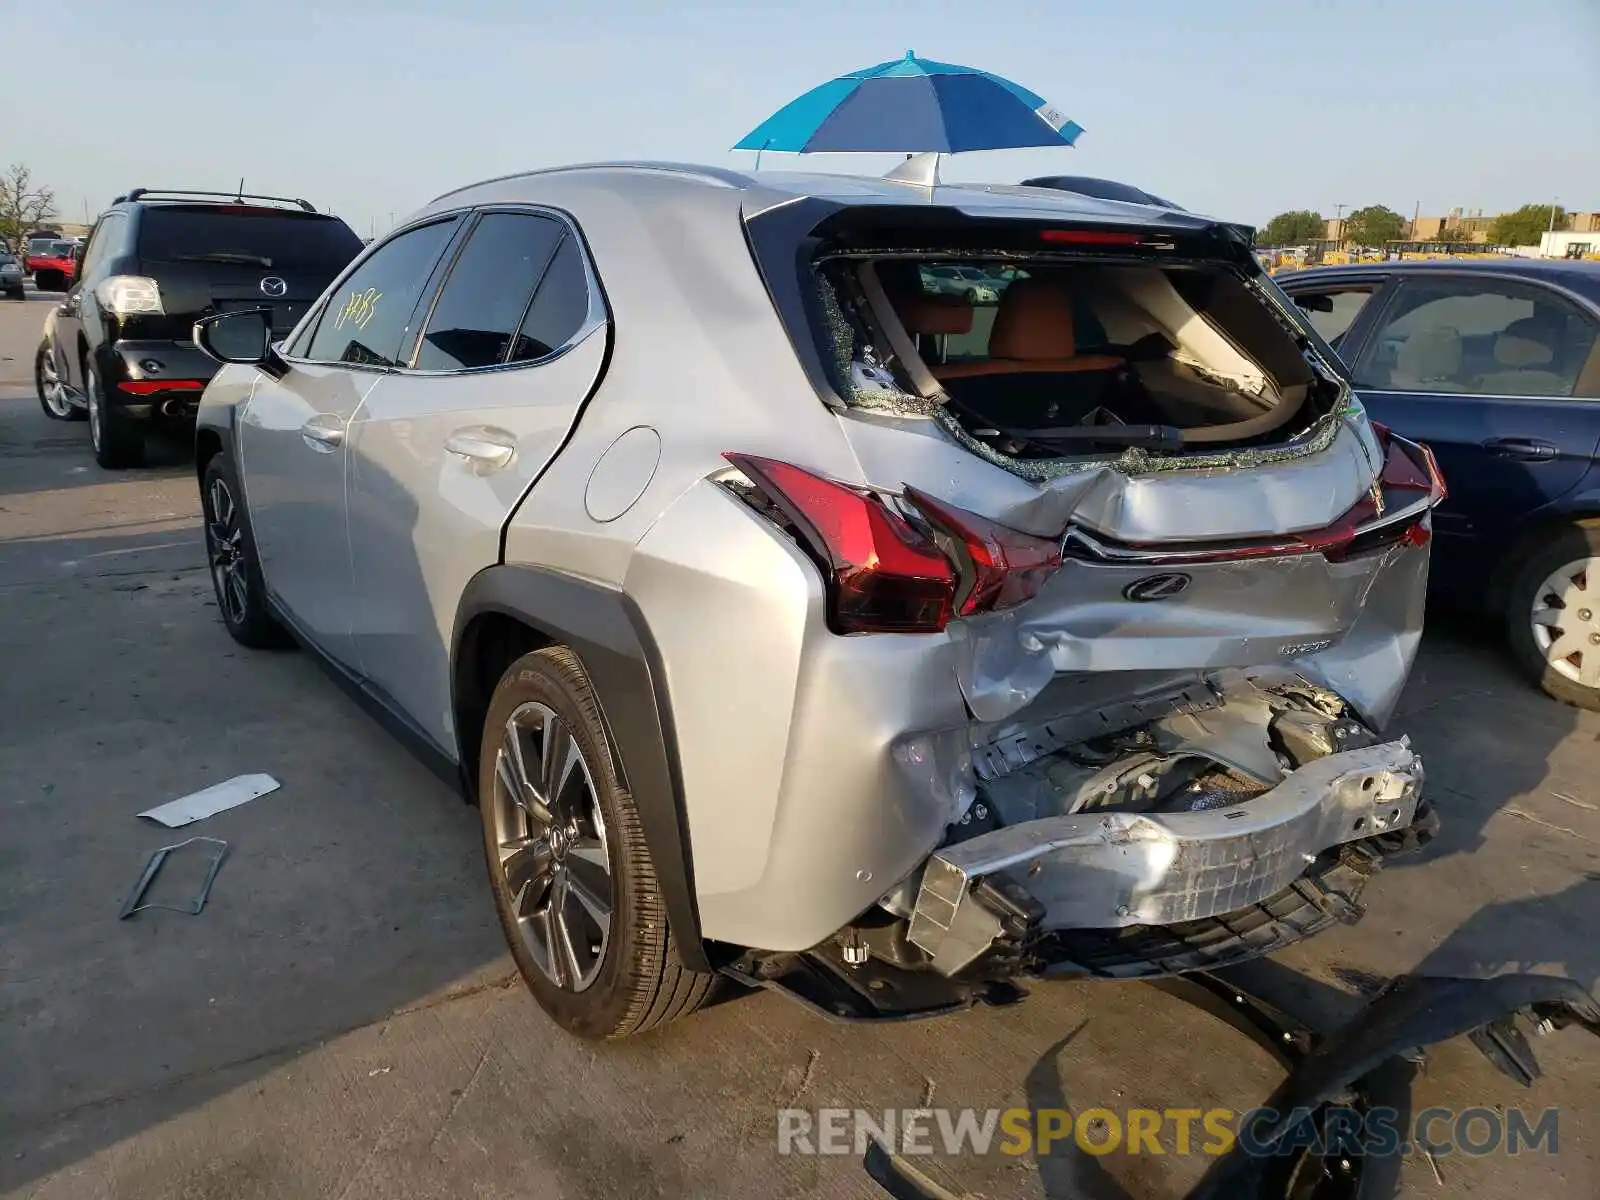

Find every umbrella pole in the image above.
[883,151,942,187]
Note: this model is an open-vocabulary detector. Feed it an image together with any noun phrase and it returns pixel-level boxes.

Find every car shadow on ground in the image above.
[0,418,192,499]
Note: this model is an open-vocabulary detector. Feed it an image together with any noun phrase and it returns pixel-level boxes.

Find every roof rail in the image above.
[114,188,318,213]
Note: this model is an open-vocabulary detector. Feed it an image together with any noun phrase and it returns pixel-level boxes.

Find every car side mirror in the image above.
[195,308,273,364]
[1295,294,1335,313]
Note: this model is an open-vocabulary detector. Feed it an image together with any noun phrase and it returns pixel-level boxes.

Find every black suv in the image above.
[35,188,364,467]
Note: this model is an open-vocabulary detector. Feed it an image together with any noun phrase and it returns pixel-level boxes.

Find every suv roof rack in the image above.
[111,188,318,213]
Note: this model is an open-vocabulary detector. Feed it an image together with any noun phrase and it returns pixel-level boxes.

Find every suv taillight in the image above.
[723,454,1062,634]
[95,275,164,316]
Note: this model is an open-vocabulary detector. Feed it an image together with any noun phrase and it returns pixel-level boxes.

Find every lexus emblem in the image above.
[1123,572,1192,602]
[259,276,288,298]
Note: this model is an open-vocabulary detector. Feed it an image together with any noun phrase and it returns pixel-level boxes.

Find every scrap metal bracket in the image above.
[119,836,230,919]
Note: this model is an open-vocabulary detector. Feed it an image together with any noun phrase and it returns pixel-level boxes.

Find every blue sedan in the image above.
[1276,258,1600,710]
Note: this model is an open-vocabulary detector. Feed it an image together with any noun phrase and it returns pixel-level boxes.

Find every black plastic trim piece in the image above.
[451,564,708,971]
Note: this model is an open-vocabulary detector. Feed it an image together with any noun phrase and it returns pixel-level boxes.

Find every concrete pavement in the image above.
[2,289,1599,1199]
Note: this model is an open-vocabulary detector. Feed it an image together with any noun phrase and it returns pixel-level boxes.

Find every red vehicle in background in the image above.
[30,241,79,292]
[21,230,65,274]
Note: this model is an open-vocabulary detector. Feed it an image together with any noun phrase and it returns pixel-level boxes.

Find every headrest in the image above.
[989,279,1078,361]
[898,294,973,336]
[1396,326,1462,382]
[1495,317,1556,368]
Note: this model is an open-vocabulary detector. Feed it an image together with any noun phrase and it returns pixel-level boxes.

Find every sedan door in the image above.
[344,210,608,752]
[239,217,464,668]
[1340,273,1600,597]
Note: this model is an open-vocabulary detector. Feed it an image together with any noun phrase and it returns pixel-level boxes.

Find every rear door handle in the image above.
[300,413,346,452]
[1484,437,1558,462]
[444,425,517,471]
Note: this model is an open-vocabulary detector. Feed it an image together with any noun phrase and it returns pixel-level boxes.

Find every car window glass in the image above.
[508,235,591,362]
[414,213,565,371]
[1353,278,1597,398]
[80,216,122,277]
[1297,289,1373,349]
[136,209,363,275]
[303,219,459,368]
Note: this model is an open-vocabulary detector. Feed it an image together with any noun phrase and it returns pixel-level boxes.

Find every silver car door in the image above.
[238,216,465,669]
[344,211,607,751]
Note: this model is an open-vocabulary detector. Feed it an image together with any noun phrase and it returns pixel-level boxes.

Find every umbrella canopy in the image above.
[734,51,1083,155]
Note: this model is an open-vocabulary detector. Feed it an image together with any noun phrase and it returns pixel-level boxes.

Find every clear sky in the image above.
[5,0,1596,236]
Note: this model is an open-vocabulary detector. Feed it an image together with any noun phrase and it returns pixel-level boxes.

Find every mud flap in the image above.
[860,972,1600,1200]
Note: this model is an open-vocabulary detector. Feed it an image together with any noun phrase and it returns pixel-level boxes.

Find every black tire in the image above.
[36,339,84,421]
[85,357,145,468]
[1504,521,1600,711]
[34,270,62,292]
[201,452,292,649]
[478,646,715,1039]
[6,287,22,301]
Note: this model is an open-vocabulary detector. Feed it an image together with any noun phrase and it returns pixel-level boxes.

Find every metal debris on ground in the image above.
[118,836,230,919]
[137,773,280,828]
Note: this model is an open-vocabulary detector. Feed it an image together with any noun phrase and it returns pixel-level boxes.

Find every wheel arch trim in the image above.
[451,564,709,971]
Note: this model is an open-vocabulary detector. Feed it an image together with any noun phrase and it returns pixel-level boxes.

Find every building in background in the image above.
[1408,208,1497,243]
[1540,230,1600,259]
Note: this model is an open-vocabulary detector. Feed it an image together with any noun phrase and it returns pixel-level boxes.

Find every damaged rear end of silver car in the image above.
[725,182,1446,1017]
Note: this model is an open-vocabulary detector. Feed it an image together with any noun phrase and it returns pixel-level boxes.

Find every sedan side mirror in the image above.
[196,308,273,364]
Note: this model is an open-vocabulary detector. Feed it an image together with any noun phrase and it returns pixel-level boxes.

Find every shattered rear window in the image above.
[812,250,1350,480]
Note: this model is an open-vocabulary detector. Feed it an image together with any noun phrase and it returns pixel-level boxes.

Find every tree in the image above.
[1436,227,1469,244]
[1490,204,1567,247]
[1342,205,1405,248]
[0,163,57,250]
[1259,210,1325,246]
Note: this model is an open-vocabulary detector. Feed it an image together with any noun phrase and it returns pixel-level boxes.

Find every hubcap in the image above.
[38,350,70,417]
[204,476,250,625]
[1530,556,1600,689]
[490,702,613,992]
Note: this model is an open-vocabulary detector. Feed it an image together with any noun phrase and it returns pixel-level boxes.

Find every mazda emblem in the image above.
[1123,572,1192,602]
[259,276,287,298]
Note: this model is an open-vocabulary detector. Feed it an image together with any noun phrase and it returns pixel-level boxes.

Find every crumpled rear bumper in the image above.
[908,739,1425,976]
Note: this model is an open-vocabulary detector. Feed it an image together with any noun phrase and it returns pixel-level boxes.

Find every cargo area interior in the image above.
[816,245,1343,461]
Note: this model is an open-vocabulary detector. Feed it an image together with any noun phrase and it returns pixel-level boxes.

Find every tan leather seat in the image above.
[1475,317,1568,396]
[897,293,974,336]
[1390,325,1463,389]
[932,278,1124,380]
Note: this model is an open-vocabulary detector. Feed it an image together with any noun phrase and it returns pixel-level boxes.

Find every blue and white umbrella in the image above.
[734,51,1083,155]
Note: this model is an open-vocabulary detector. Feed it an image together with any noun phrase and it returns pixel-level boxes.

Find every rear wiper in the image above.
[175,251,274,267]
[1001,424,1186,452]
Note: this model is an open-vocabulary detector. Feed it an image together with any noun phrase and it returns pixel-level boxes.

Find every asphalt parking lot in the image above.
[3,286,1600,1199]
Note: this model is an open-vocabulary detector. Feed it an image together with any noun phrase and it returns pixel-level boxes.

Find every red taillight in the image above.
[1295,433,1446,562]
[1039,229,1145,246]
[723,455,1062,634]
[725,454,956,633]
[903,487,1063,616]
[117,379,206,395]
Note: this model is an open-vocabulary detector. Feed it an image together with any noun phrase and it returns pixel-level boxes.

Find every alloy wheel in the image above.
[38,349,71,418]
[1530,556,1600,689]
[490,702,614,992]
[205,475,250,626]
